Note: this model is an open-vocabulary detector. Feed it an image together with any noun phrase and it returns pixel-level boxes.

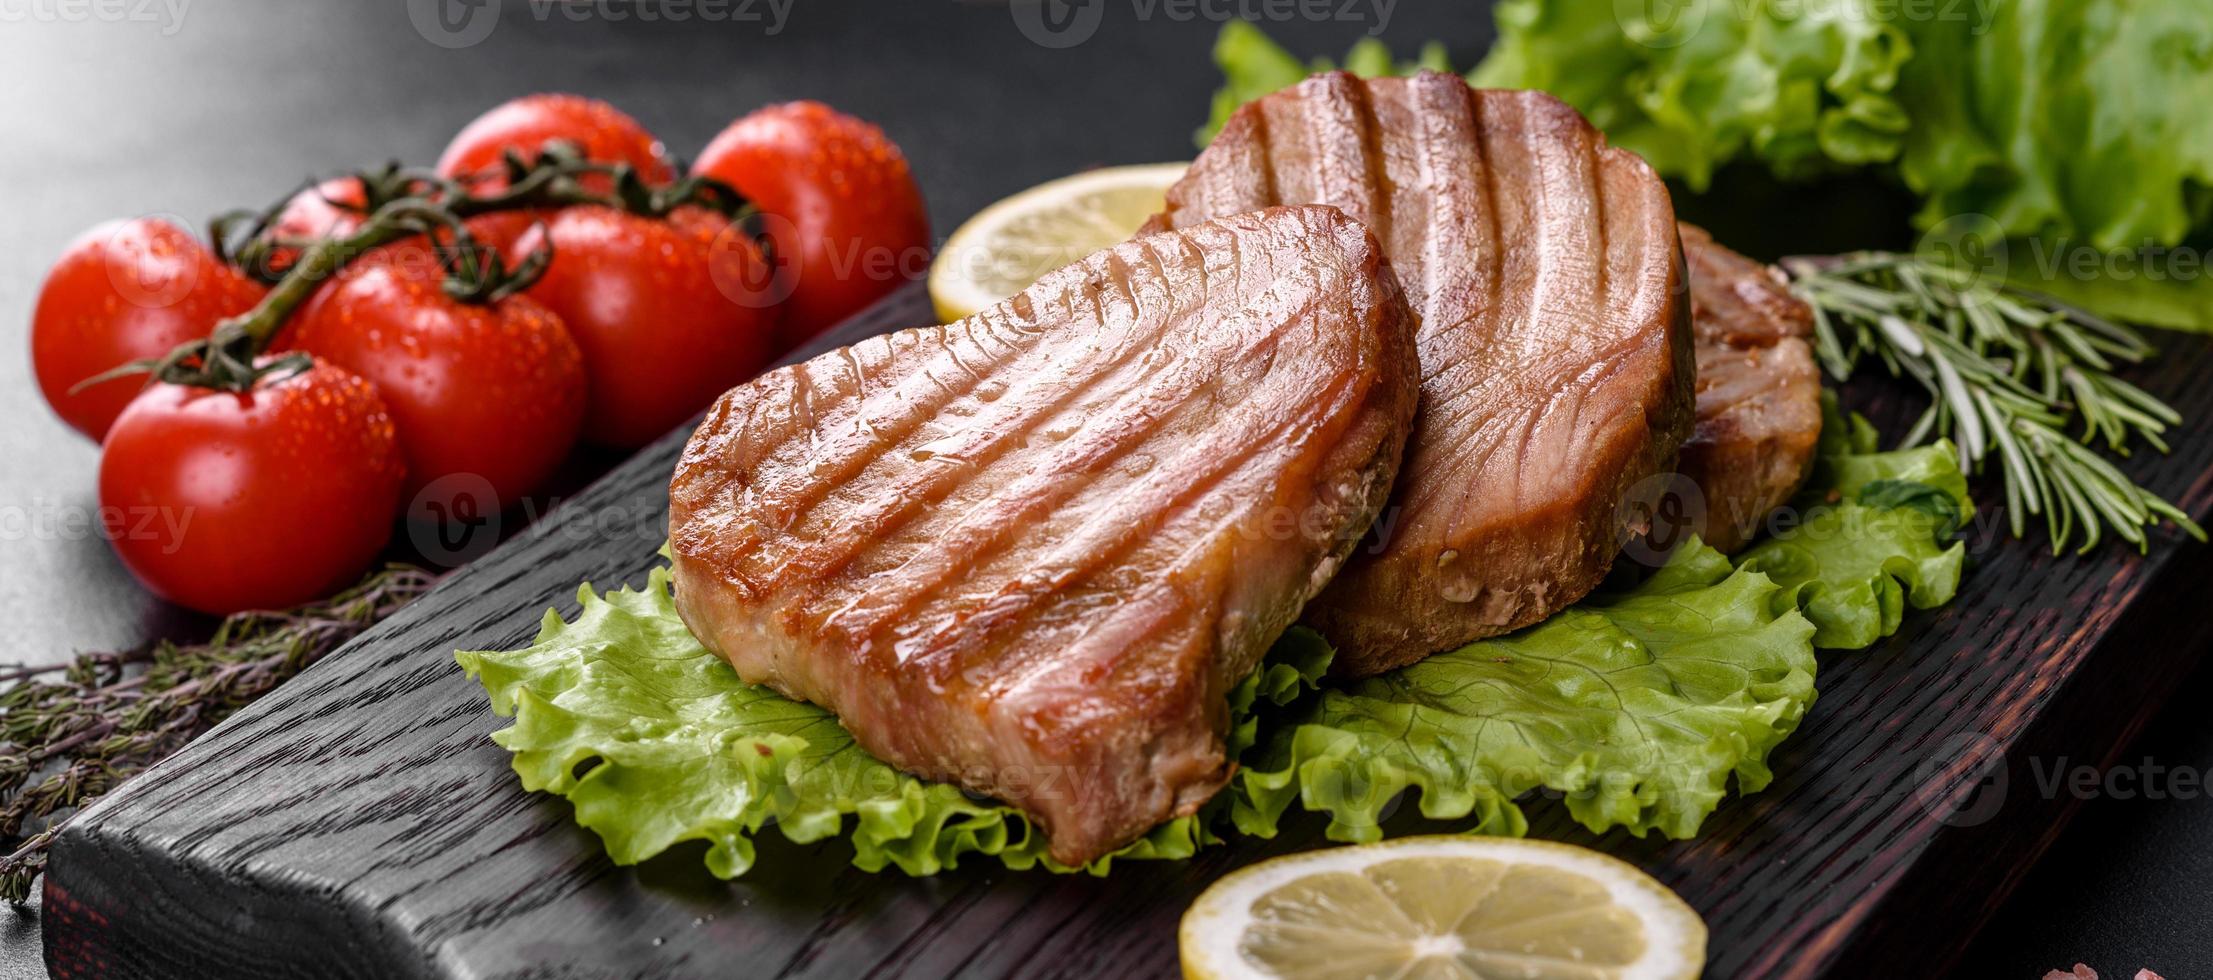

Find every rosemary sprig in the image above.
[1784,252,2204,554]
[0,565,435,903]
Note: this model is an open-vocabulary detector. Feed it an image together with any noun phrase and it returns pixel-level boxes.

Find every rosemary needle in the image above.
[1784,251,2204,554]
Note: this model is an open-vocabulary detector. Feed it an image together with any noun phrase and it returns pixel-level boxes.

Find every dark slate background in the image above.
[0,2,2206,976]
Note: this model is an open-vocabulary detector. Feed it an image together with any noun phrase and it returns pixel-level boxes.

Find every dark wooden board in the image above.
[42,279,2213,980]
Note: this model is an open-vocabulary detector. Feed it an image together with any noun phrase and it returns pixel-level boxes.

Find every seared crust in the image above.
[1676,223,1822,552]
[668,206,1419,865]
[1154,71,1695,676]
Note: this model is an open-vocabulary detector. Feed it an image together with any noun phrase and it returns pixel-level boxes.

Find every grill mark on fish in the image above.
[669,206,1421,864]
[895,369,1329,680]
[771,285,1200,584]
[1152,72,1693,675]
[817,271,1329,656]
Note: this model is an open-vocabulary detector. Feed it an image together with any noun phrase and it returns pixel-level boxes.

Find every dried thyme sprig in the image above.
[0,565,436,903]
[1784,252,2204,554]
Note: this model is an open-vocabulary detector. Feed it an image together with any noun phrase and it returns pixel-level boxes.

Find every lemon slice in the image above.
[1181,836,1706,980]
[928,162,1189,322]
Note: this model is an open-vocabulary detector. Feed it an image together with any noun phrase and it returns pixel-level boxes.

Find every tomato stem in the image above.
[112,146,762,394]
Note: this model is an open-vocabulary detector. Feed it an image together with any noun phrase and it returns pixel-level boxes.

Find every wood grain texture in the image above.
[42,279,2213,980]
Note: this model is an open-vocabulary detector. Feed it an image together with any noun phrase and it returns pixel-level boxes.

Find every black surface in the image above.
[0,2,2207,977]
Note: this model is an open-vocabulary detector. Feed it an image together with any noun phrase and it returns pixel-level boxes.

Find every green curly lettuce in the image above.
[1470,0,2213,253]
[1231,541,1820,844]
[1738,398,1972,648]
[455,574,1330,880]
[1469,0,1911,190]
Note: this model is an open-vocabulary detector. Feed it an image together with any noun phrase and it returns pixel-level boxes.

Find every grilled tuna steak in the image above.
[1676,223,1822,553]
[1149,71,1694,676]
[668,206,1420,865]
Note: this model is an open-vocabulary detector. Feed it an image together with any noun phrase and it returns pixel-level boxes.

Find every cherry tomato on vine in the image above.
[692,101,931,345]
[512,205,779,449]
[269,177,368,242]
[99,357,406,615]
[256,177,368,278]
[31,218,266,440]
[437,93,674,193]
[283,238,587,513]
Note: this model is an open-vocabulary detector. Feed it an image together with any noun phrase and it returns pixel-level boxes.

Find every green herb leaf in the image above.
[1788,252,2199,553]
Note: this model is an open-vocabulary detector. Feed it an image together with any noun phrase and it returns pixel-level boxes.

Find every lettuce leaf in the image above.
[1738,398,1971,649]
[1465,0,2213,255]
[1231,542,1820,844]
[1469,0,1911,190]
[456,576,1329,879]
[1892,0,2213,252]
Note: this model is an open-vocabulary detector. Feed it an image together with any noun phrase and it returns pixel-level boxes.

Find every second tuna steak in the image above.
[1151,71,1696,676]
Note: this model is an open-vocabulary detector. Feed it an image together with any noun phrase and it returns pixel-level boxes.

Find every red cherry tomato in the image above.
[31,218,266,440]
[98,358,406,615]
[513,205,779,448]
[437,93,674,192]
[268,177,367,241]
[692,101,931,346]
[261,178,534,266]
[284,239,587,512]
[257,177,368,278]
[458,210,547,260]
